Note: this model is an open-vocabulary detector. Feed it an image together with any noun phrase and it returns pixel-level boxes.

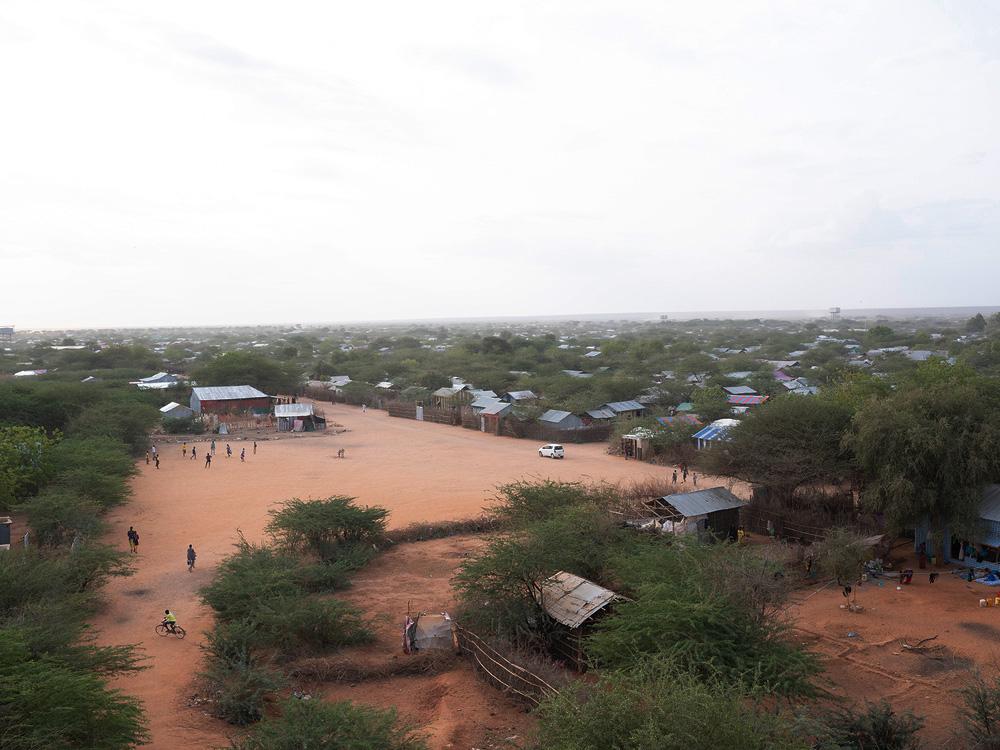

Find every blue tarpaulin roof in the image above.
[692,419,739,442]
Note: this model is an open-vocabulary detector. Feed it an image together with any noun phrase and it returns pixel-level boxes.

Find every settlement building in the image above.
[160,402,195,420]
[539,409,585,431]
[190,385,271,415]
[275,403,326,432]
[640,487,745,536]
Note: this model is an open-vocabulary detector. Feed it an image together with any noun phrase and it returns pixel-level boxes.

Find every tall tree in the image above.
[848,376,1000,562]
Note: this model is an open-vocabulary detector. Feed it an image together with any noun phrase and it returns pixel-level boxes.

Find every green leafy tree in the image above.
[848,376,1000,562]
[265,496,388,560]
[691,386,730,421]
[707,396,855,500]
[192,351,298,395]
[968,313,988,333]
[0,425,58,509]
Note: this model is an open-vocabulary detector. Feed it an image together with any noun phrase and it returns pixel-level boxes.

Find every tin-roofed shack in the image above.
[635,487,746,538]
[534,571,623,669]
[274,402,326,432]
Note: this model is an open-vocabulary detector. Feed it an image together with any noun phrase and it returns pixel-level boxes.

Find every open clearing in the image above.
[90,402,1000,748]
[92,403,679,749]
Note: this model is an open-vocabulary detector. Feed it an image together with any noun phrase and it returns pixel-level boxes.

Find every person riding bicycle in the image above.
[162,609,178,634]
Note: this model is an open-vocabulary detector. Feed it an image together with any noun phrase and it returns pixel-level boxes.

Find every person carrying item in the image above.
[187,544,197,571]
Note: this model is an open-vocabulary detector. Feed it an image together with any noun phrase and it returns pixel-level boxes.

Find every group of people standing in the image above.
[671,463,697,487]
[180,439,257,468]
[126,525,196,571]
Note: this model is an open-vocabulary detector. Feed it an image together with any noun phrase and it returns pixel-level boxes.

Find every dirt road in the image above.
[92,404,683,748]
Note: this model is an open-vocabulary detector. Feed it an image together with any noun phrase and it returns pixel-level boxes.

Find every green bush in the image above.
[805,700,923,750]
[230,698,426,750]
[265,496,388,560]
[66,401,159,456]
[488,480,614,527]
[532,660,806,750]
[588,544,818,697]
[47,436,135,507]
[0,627,147,750]
[201,541,305,622]
[162,415,205,434]
[16,487,103,547]
[202,652,284,726]
[959,672,1000,747]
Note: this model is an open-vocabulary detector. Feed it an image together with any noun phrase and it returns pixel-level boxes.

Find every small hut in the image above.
[534,571,622,670]
[275,403,326,432]
[402,612,458,654]
[620,427,656,461]
[638,487,745,538]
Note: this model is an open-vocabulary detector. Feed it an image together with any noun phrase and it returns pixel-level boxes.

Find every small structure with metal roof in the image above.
[502,390,538,403]
[275,402,326,432]
[601,400,647,420]
[535,571,621,629]
[538,409,584,431]
[190,385,272,415]
[639,487,746,537]
[723,385,758,396]
[160,401,195,420]
[692,418,740,449]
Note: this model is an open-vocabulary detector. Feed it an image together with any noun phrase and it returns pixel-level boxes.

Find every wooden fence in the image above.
[454,625,559,706]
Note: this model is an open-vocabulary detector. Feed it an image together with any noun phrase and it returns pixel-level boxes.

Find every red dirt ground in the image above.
[786,550,1000,748]
[91,403,692,749]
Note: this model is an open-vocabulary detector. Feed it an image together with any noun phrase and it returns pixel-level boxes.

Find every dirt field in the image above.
[91,403,685,749]
[787,550,1000,748]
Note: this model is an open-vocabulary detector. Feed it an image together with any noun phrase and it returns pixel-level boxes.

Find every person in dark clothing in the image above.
[204,453,212,468]
[187,545,196,572]
[191,446,197,460]
[253,441,257,455]
[154,455,160,469]
[226,444,232,459]
[672,470,677,484]
[240,447,245,462]
[127,527,139,553]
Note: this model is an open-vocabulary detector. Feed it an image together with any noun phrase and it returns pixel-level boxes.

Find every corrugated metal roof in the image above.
[723,385,757,395]
[535,571,620,629]
[432,387,456,397]
[159,401,184,412]
[505,390,537,400]
[540,409,573,423]
[658,487,745,518]
[726,394,768,405]
[480,402,511,416]
[604,400,644,413]
[980,485,1000,523]
[586,408,616,419]
[275,403,314,418]
[192,385,270,401]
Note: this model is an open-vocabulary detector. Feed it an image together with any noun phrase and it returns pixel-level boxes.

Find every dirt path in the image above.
[93,404,693,748]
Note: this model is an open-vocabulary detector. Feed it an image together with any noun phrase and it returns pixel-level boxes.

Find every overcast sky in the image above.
[2,1,998,328]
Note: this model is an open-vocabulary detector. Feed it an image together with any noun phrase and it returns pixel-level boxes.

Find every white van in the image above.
[538,444,565,459]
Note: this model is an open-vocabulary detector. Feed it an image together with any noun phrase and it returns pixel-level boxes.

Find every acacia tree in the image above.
[848,377,1000,563]
[706,395,855,502]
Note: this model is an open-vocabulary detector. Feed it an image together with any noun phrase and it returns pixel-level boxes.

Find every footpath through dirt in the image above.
[92,404,692,748]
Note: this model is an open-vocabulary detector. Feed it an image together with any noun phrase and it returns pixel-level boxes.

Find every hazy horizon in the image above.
[3,2,998,328]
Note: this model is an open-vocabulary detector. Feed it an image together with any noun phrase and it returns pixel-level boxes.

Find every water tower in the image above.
[828,307,841,322]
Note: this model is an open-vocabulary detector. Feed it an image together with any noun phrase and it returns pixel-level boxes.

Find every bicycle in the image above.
[154,623,187,639]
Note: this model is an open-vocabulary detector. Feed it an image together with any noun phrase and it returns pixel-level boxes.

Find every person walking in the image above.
[362,403,367,414]
[240,447,245,462]
[692,472,698,487]
[253,440,257,455]
[182,442,187,457]
[682,467,688,483]
[187,545,197,572]
[127,526,139,554]
[210,439,216,456]
[191,446,197,461]
[154,455,160,469]
[151,445,158,458]
[145,451,150,465]
[226,444,232,459]
[672,469,678,485]
[204,453,212,469]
